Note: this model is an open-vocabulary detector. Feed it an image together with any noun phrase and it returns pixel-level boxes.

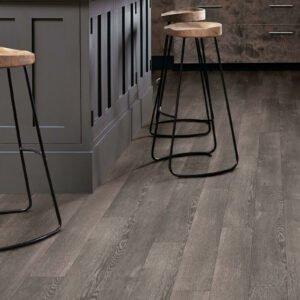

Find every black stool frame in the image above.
[0,66,62,251]
[151,35,239,178]
[149,34,213,140]
[151,36,217,162]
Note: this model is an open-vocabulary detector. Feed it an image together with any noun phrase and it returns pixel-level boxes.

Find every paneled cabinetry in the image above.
[173,0,300,62]
[0,0,152,193]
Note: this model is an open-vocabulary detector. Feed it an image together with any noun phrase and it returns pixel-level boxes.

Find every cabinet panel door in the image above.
[244,0,300,25]
[243,25,300,63]
[196,0,243,24]
[0,2,81,145]
[25,3,81,144]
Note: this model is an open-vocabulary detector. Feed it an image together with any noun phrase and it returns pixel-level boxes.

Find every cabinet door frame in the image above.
[0,1,82,145]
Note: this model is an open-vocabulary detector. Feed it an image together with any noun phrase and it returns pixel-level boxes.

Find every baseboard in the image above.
[131,99,142,139]
[152,56,300,71]
[0,151,93,193]
[92,87,153,189]
[92,110,131,190]
[140,85,154,127]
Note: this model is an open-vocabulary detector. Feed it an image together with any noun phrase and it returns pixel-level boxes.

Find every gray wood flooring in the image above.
[0,71,299,300]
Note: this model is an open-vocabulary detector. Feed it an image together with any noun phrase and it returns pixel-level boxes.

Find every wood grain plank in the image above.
[280,101,300,300]
[209,226,252,300]
[170,188,228,294]
[260,97,281,133]
[12,277,62,300]
[130,242,183,300]
[0,194,28,227]
[208,86,263,299]
[0,194,83,299]
[171,290,210,300]
[53,217,128,300]
[30,173,129,277]
[79,171,182,300]
[249,132,288,300]
[222,113,261,229]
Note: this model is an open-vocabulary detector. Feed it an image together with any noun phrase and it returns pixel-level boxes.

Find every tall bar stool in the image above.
[0,47,62,251]
[149,8,212,141]
[152,22,239,177]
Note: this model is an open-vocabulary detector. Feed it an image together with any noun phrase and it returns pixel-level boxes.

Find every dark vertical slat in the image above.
[91,110,94,127]
[107,11,112,108]
[135,2,138,84]
[145,0,149,72]
[97,15,102,117]
[139,0,143,77]
[31,19,36,126]
[130,3,134,87]
[90,17,93,34]
[122,6,126,94]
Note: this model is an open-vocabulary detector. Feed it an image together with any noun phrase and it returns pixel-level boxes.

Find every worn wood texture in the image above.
[0,71,299,300]
[162,8,206,23]
[165,22,222,38]
[0,47,35,68]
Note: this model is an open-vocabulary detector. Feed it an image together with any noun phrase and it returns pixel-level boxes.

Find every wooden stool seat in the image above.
[0,47,35,68]
[162,8,206,23]
[165,22,222,38]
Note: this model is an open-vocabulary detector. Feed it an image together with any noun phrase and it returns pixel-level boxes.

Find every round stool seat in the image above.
[0,47,35,68]
[165,22,222,38]
[162,8,206,23]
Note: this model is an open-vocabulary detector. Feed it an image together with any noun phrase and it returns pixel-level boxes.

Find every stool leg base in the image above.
[152,118,211,139]
[149,34,212,140]
[151,37,216,161]
[165,38,239,178]
[0,227,61,252]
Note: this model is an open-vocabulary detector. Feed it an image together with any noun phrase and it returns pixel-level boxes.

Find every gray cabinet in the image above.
[244,0,300,25]
[0,3,81,144]
[244,25,300,63]
[0,0,152,193]
[171,0,300,63]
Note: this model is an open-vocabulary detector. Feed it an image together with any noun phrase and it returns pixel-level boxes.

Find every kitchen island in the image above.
[0,0,152,192]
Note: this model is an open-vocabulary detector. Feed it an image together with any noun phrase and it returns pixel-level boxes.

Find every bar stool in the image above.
[0,47,62,251]
[149,8,212,140]
[152,22,239,177]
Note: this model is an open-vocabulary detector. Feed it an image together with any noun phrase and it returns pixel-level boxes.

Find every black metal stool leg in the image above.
[168,38,238,178]
[149,34,169,135]
[198,38,217,154]
[0,69,33,215]
[168,37,187,172]
[149,35,211,139]
[151,36,173,160]
[196,39,212,134]
[0,67,62,252]
[214,37,239,166]
[23,67,62,227]
[195,38,217,154]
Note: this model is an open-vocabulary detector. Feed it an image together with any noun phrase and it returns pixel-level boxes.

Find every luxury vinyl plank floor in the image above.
[0,71,299,300]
